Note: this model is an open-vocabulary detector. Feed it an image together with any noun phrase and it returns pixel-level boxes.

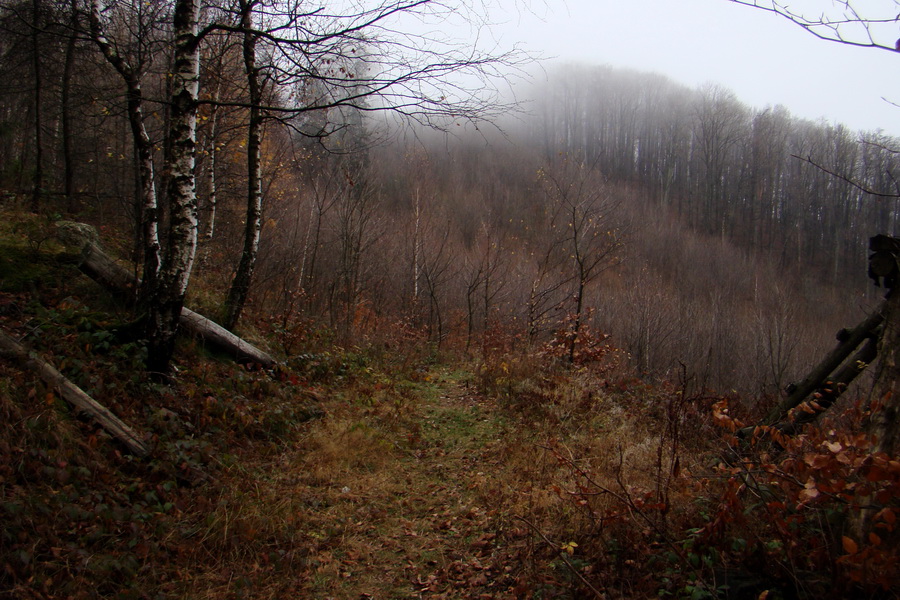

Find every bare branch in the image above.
[791,153,900,198]
[729,0,900,53]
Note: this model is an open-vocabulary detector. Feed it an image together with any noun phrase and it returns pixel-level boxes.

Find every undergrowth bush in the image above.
[705,400,900,597]
[511,388,900,598]
[0,248,326,598]
[474,315,633,424]
[466,311,888,598]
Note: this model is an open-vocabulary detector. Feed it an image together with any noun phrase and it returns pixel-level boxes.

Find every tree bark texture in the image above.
[763,303,885,425]
[779,337,878,434]
[203,85,220,242]
[0,331,150,457]
[147,0,201,373]
[88,0,160,300]
[129,76,162,301]
[866,236,900,455]
[870,290,900,456]
[224,2,264,331]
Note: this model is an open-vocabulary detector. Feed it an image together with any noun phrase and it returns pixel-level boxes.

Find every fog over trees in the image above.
[8,3,900,596]
[1,0,898,395]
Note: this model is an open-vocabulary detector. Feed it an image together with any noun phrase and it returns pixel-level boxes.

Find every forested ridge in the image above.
[2,0,900,597]
[530,65,900,288]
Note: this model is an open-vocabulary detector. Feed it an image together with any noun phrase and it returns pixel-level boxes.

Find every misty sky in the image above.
[486,0,900,135]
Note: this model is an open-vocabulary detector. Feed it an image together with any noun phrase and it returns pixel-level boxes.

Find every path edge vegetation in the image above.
[0,209,898,599]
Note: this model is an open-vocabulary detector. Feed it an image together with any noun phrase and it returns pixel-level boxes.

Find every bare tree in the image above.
[60,0,81,209]
[462,218,508,352]
[331,162,381,340]
[692,84,747,238]
[297,154,340,304]
[197,34,236,246]
[222,0,264,330]
[145,0,202,374]
[728,0,900,449]
[419,218,455,347]
[621,265,676,376]
[82,0,527,372]
[88,0,167,299]
[726,9,900,531]
[729,0,900,53]
[203,0,529,332]
[538,156,625,363]
[524,195,572,345]
[29,0,43,211]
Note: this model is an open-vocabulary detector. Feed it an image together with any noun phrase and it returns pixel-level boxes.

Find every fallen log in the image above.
[0,330,150,457]
[178,307,276,367]
[75,242,275,367]
[79,242,140,301]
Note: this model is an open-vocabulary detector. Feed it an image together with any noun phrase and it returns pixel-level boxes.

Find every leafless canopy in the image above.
[730,0,900,53]
[197,0,531,135]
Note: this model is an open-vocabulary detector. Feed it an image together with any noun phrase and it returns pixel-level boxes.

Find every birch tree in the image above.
[222,0,264,330]
[145,0,201,374]
[87,0,166,299]
[17,0,525,373]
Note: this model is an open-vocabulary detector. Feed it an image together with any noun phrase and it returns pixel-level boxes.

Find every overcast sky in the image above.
[485,0,900,135]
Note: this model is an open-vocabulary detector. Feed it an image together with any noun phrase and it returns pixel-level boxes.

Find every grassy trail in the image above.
[292,368,518,599]
[200,368,528,599]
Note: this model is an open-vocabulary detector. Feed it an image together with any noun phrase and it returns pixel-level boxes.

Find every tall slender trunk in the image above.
[482,242,492,333]
[426,275,443,348]
[224,1,263,330]
[413,187,421,301]
[297,199,314,292]
[129,81,161,299]
[30,0,43,212]
[298,177,332,306]
[88,0,160,300]
[200,48,223,246]
[146,0,200,374]
[204,89,219,241]
[465,277,477,351]
[61,0,78,210]
[527,281,539,344]
[569,275,585,365]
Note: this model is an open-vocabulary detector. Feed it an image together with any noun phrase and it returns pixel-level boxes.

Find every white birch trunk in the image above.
[164,0,200,298]
[146,0,200,373]
[205,86,220,241]
[224,0,264,330]
[88,0,160,296]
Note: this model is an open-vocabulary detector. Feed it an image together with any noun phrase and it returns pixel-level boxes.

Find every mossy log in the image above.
[76,242,275,367]
[0,330,150,457]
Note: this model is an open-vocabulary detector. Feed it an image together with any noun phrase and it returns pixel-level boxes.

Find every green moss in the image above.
[0,244,56,293]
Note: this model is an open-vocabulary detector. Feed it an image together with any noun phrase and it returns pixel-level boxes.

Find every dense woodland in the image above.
[3,0,900,597]
[2,0,896,391]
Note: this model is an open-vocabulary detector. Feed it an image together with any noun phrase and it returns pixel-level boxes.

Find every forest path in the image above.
[273,367,527,599]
